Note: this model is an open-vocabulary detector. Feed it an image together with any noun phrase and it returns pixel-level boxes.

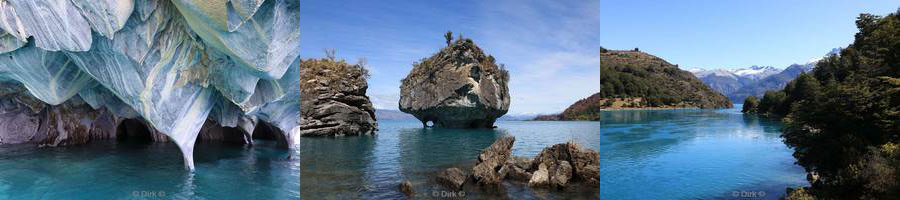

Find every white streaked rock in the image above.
[3,0,93,51]
[0,0,301,170]
[70,0,135,39]
[171,0,301,79]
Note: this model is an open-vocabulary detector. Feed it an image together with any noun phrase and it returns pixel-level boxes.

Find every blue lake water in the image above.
[0,140,299,199]
[0,106,808,199]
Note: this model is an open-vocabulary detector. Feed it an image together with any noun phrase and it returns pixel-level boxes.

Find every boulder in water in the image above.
[472,136,515,185]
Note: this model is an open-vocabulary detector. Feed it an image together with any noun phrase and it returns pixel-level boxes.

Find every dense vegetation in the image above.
[741,96,758,113]
[742,11,900,199]
[298,50,370,95]
[600,50,732,108]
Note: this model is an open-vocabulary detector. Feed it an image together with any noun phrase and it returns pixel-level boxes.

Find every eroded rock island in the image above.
[297,58,377,136]
[399,37,511,128]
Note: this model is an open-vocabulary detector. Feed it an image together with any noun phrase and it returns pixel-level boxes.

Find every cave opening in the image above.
[425,120,434,127]
[252,121,288,148]
[116,119,153,144]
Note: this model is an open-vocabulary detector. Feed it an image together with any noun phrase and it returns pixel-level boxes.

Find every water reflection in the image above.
[397,128,505,198]
[598,108,807,199]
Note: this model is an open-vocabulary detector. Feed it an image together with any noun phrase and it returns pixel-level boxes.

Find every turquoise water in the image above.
[597,107,808,199]
[299,107,807,199]
[0,141,300,199]
[0,106,807,199]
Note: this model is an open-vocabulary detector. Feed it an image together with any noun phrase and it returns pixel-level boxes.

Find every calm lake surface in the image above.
[301,107,807,199]
[0,106,807,199]
[0,140,299,199]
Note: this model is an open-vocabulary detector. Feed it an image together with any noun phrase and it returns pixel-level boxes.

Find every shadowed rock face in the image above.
[399,38,511,128]
[297,59,377,136]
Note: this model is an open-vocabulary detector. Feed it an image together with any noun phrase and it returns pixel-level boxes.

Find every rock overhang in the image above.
[0,0,301,170]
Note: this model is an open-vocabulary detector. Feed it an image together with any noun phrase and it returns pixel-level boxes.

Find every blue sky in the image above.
[299,1,897,115]
[600,0,898,69]
[300,0,602,115]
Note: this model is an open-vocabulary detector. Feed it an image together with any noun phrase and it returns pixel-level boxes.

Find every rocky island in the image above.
[297,56,377,136]
[0,0,301,170]
[399,35,511,128]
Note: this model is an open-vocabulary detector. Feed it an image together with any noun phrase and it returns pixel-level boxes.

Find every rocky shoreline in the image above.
[400,136,601,197]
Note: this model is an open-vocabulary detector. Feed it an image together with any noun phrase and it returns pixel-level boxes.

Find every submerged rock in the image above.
[399,38,511,128]
[399,181,414,197]
[297,59,377,136]
[0,0,302,170]
[472,136,515,185]
[436,167,467,191]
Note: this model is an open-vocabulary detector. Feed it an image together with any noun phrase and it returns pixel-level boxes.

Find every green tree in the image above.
[756,9,900,199]
[741,96,759,113]
[444,31,453,46]
[757,90,786,115]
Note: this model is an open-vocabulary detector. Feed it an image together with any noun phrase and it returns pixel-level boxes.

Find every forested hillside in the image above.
[600,49,732,109]
[743,11,900,199]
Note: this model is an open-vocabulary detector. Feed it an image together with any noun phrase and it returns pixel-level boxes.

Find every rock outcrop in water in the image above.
[399,37,511,128]
[472,136,515,185]
[435,137,600,191]
[530,142,602,187]
[0,0,301,170]
[297,58,377,136]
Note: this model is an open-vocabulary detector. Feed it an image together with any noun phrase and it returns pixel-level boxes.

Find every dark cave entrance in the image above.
[116,119,153,144]
[252,121,288,148]
[195,120,252,145]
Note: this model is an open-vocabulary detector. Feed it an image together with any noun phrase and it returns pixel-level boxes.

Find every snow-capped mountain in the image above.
[731,66,781,80]
[689,48,839,102]
[689,66,781,81]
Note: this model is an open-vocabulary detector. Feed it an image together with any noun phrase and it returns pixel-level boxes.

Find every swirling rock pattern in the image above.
[0,0,301,170]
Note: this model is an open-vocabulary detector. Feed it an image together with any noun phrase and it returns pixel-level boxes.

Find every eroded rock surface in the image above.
[0,0,301,170]
[399,38,510,128]
[472,136,515,185]
[531,142,602,186]
[436,137,601,190]
[297,59,377,136]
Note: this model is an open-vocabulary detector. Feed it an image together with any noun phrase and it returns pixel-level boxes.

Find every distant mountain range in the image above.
[689,48,839,102]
